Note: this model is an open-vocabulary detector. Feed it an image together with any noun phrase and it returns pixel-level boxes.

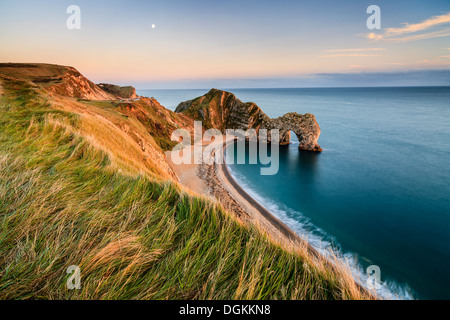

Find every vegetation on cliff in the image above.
[0,64,368,300]
[0,63,113,100]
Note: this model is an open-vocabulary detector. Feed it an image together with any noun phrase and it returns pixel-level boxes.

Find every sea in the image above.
[138,87,450,300]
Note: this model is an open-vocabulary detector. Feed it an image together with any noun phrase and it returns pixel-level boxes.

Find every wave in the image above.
[226,164,415,300]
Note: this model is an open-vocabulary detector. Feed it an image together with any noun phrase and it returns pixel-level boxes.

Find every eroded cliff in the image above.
[176,89,322,152]
[97,83,139,100]
[0,63,114,100]
[0,63,195,180]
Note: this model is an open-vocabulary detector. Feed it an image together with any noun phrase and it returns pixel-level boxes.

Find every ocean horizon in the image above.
[139,86,450,300]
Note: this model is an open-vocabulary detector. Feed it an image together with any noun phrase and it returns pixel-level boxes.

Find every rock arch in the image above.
[262,113,322,152]
[176,89,322,152]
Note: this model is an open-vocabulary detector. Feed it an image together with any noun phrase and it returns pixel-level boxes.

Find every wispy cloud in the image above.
[366,12,450,42]
[385,12,450,36]
[381,28,450,42]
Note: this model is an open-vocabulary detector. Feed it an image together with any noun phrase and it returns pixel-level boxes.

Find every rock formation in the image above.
[176,89,322,152]
[0,63,114,100]
[176,89,267,131]
[263,113,322,152]
[0,63,199,179]
[97,83,139,100]
[117,97,194,151]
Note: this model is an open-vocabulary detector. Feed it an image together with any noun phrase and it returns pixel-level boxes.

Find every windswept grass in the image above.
[0,78,372,300]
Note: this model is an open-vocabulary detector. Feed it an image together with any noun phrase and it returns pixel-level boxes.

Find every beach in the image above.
[166,137,381,299]
[166,138,336,262]
[166,138,298,245]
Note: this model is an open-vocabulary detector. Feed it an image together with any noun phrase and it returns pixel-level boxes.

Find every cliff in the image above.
[0,63,194,179]
[0,63,115,100]
[176,89,322,152]
[97,83,139,99]
[0,63,371,301]
[116,97,194,151]
[176,88,268,131]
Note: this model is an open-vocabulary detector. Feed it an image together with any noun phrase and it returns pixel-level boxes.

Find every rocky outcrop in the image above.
[97,83,139,99]
[176,89,322,152]
[262,113,322,152]
[117,97,194,151]
[0,63,114,100]
[176,89,268,131]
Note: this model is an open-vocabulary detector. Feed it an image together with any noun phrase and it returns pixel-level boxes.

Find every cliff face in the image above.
[0,64,321,156]
[97,83,139,99]
[0,63,196,180]
[0,68,368,301]
[176,89,322,152]
[176,89,269,131]
[117,97,194,151]
[0,63,114,100]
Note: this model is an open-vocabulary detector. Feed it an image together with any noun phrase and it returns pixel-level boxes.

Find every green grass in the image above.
[0,78,370,300]
[78,100,119,109]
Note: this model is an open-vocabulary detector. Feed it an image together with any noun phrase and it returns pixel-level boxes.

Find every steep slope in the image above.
[176,88,268,131]
[176,89,322,151]
[0,64,369,300]
[97,83,139,99]
[0,63,196,179]
[117,97,193,151]
[0,63,113,100]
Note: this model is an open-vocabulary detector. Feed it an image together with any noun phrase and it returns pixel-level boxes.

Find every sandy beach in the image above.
[166,138,374,297]
[166,138,313,249]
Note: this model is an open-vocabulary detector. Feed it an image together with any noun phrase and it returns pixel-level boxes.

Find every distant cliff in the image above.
[176,89,322,152]
[0,63,114,100]
[97,83,139,99]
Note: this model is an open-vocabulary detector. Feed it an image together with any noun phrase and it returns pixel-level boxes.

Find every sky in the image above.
[0,0,450,88]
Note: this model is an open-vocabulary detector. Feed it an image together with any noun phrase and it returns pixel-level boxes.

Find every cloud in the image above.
[367,33,383,41]
[133,69,450,89]
[385,12,450,36]
[366,12,450,42]
[311,70,450,87]
[384,28,450,42]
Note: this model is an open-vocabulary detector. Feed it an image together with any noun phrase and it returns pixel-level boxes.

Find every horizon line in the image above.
[136,84,450,91]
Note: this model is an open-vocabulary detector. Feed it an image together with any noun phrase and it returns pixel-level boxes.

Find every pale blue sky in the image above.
[0,0,449,88]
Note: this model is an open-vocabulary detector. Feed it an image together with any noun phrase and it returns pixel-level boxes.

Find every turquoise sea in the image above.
[139,87,450,300]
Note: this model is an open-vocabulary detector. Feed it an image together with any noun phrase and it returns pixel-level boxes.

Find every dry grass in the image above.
[50,96,174,179]
[0,76,374,300]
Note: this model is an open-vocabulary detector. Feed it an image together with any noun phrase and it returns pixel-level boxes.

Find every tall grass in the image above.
[0,77,372,300]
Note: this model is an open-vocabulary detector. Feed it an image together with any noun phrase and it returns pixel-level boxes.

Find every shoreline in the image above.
[166,139,374,298]
[166,138,307,246]
[219,142,303,243]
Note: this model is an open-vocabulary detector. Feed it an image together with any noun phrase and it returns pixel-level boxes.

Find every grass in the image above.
[0,77,372,300]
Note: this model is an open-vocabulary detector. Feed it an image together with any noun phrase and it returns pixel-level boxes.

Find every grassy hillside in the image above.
[0,74,371,300]
[0,63,113,100]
